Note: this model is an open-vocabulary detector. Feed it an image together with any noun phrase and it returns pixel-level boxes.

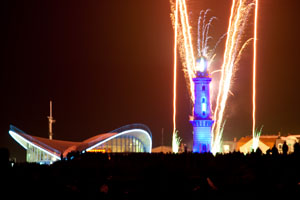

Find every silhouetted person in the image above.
[184,144,188,153]
[0,148,9,168]
[271,144,278,156]
[266,148,271,155]
[256,147,262,156]
[293,142,300,155]
[282,141,288,155]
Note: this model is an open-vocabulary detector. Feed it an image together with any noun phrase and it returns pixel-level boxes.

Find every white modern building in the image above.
[9,124,152,164]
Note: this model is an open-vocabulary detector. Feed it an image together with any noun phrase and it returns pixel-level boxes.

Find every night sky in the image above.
[1,0,300,161]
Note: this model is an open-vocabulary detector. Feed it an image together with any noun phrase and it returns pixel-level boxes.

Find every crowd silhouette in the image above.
[1,143,300,198]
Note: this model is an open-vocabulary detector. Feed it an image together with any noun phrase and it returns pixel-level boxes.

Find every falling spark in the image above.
[197,9,218,63]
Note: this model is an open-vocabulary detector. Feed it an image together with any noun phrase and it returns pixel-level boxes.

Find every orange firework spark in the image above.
[172,0,178,140]
[252,0,258,142]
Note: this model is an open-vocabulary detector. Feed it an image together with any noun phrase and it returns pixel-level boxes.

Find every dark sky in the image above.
[1,0,300,161]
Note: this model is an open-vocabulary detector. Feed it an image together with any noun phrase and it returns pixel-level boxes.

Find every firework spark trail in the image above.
[252,0,258,144]
[201,9,211,54]
[178,0,195,101]
[197,10,204,57]
[172,0,179,152]
[172,0,178,142]
[181,0,195,70]
[171,0,196,152]
[204,16,217,55]
[211,0,256,154]
[210,33,227,64]
[197,9,217,60]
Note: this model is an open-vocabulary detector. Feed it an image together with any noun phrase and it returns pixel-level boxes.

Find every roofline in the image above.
[9,123,153,156]
[9,130,61,160]
[108,123,152,137]
[9,125,61,154]
[85,128,152,153]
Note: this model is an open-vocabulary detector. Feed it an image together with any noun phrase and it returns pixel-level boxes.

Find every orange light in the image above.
[87,149,106,153]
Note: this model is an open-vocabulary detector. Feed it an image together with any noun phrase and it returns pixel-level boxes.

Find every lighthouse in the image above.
[190,57,214,153]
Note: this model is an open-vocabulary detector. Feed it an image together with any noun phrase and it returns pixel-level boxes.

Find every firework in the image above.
[252,126,263,152]
[170,0,257,154]
[171,0,195,152]
[172,129,182,153]
[212,0,256,154]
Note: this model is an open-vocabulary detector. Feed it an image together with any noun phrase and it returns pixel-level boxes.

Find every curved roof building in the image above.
[9,124,152,163]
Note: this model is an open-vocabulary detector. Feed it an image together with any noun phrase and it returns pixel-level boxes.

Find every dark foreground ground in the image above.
[1,150,300,198]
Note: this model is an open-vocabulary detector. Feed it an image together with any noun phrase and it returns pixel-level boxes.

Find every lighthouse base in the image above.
[190,119,213,153]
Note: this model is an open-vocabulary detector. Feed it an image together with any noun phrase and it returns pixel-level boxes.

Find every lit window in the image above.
[129,136,133,152]
[223,145,230,153]
[202,103,206,113]
[121,137,125,152]
[133,137,136,152]
[112,139,116,152]
[117,137,121,152]
[136,139,139,152]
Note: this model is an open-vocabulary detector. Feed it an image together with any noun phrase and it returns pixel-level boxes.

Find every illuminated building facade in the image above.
[9,124,152,164]
[237,135,300,154]
[190,57,213,153]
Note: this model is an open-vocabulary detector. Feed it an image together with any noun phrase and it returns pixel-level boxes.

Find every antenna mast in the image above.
[48,100,55,140]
